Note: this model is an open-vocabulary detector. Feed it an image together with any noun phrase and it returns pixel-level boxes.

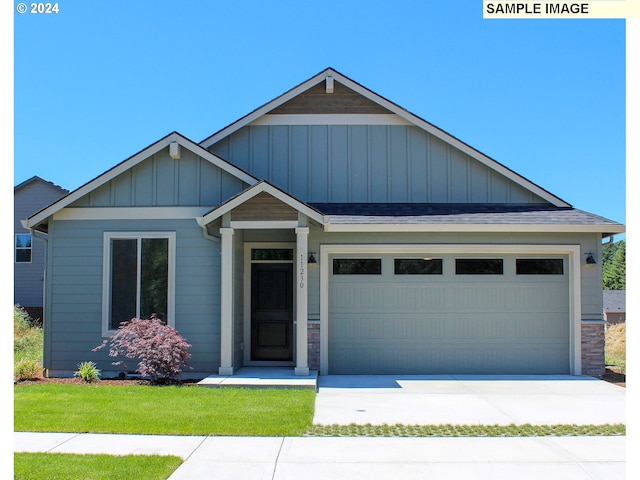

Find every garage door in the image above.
[328,254,570,374]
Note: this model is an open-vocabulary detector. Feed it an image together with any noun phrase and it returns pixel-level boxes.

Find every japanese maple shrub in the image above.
[94,315,192,382]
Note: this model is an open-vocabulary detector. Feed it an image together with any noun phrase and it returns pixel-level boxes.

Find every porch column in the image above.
[295,227,309,375]
[218,227,234,376]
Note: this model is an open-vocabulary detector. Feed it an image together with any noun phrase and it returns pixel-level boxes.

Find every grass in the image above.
[15,383,624,438]
[605,323,626,374]
[13,453,182,480]
[14,384,316,436]
[305,423,626,437]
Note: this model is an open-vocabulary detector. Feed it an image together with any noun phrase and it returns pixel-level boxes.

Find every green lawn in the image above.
[14,384,316,436]
[14,453,182,480]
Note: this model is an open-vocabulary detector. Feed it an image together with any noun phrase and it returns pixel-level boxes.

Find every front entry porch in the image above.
[197,367,318,389]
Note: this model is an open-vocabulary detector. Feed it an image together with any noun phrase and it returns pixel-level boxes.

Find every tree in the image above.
[603,240,625,290]
[94,315,192,382]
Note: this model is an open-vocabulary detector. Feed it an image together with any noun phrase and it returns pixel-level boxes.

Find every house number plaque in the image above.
[299,254,305,288]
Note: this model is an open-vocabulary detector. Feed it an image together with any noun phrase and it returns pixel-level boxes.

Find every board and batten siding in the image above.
[209,124,545,204]
[70,146,248,208]
[44,218,222,376]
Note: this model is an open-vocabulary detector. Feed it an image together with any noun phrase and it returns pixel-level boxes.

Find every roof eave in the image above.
[24,132,259,230]
[322,222,626,234]
[198,67,570,208]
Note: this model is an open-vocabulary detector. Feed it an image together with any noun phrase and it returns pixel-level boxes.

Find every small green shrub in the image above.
[15,359,42,381]
[74,361,101,383]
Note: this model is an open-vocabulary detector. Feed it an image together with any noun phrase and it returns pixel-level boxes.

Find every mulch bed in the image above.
[602,366,626,388]
[15,377,200,386]
[17,368,626,388]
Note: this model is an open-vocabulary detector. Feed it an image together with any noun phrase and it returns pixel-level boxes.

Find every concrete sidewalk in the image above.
[313,375,626,425]
[14,432,626,479]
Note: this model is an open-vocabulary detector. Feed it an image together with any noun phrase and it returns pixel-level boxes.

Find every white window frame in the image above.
[15,233,32,263]
[102,231,176,336]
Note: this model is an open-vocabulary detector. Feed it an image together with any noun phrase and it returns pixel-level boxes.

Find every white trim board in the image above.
[53,207,212,221]
[318,243,582,376]
[249,114,412,126]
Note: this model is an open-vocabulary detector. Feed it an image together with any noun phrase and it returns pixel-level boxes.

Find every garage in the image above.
[327,252,570,375]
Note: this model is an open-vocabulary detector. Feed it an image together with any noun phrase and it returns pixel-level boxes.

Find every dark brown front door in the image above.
[251,263,293,361]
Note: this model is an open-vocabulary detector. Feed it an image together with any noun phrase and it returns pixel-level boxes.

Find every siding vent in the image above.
[325,75,334,94]
[169,142,180,160]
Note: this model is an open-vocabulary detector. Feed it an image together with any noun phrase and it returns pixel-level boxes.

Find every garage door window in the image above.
[456,258,503,275]
[333,259,381,275]
[516,259,564,275]
[394,258,443,275]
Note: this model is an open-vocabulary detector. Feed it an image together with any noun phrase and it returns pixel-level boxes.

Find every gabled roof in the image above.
[199,67,571,208]
[603,290,625,313]
[14,176,69,194]
[25,132,258,231]
[197,180,325,227]
[314,203,625,234]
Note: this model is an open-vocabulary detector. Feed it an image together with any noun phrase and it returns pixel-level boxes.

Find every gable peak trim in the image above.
[199,68,571,208]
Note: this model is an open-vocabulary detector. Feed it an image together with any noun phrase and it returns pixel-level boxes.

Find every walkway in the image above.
[14,432,626,480]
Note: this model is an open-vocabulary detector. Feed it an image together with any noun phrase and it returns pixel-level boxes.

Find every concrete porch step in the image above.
[197,367,318,389]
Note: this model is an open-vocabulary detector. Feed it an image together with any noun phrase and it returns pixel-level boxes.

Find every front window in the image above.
[15,234,32,263]
[104,233,174,331]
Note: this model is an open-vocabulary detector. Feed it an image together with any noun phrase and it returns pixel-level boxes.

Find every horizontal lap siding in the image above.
[15,182,68,307]
[46,219,221,375]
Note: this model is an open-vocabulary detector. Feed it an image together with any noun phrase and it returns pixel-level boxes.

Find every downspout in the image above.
[31,226,50,377]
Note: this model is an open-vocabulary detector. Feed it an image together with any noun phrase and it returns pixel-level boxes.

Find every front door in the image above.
[251,263,294,361]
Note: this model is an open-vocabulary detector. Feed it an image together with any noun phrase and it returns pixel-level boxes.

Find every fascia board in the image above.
[322,222,626,234]
[25,132,258,229]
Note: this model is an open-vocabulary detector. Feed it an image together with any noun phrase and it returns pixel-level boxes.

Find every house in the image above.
[23,68,624,378]
[14,176,69,321]
[603,290,625,325]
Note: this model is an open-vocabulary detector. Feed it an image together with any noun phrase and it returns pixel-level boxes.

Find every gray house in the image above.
[603,290,625,325]
[14,176,69,320]
[24,68,624,378]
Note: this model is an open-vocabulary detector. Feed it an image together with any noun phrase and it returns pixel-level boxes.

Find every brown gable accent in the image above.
[231,191,299,221]
[270,81,392,115]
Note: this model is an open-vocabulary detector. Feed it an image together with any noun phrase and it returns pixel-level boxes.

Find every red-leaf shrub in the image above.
[94,316,192,381]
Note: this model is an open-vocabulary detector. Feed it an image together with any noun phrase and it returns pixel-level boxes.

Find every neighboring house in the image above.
[14,176,69,320]
[23,68,624,378]
[603,290,625,325]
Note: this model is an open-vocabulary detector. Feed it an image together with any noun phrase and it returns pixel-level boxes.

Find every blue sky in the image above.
[12,1,628,228]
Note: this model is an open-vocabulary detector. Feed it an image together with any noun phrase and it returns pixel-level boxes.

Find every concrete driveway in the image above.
[312,375,626,425]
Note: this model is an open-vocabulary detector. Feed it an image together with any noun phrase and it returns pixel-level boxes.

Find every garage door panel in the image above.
[328,253,570,375]
[330,341,569,375]
[332,284,569,314]
[330,314,568,341]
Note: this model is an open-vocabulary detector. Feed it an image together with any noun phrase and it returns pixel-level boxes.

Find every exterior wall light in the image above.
[585,253,597,265]
[308,252,317,264]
